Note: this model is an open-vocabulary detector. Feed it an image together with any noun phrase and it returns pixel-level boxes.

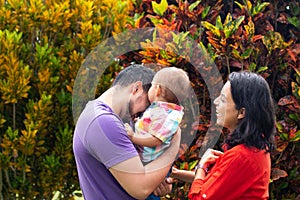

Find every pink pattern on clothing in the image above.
[134,101,184,163]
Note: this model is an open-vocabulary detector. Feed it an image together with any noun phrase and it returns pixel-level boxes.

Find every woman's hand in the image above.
[199,148,223,170]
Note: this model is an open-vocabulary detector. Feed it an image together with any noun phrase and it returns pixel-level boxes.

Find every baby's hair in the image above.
[152,67,191,105]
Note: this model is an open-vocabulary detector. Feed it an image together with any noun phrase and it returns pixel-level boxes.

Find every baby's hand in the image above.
[124,123,134,138]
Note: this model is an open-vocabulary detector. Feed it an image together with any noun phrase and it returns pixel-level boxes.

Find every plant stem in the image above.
[4,169,12,189]
[290,144,295,156]
[226,55,230,74]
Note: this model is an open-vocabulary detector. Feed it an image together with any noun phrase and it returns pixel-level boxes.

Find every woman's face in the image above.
[214,81,240,132]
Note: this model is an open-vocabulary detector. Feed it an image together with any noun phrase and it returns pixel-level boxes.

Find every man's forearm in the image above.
[109,130,181,199]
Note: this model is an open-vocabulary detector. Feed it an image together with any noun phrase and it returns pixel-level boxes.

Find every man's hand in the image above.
[153,177,174,197]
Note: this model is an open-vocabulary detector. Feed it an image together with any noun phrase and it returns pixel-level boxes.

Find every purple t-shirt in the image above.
[73,99,138,200]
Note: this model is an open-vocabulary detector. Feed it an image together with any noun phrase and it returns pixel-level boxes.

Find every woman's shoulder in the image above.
[230,144,267,154]
[224,144,270,168]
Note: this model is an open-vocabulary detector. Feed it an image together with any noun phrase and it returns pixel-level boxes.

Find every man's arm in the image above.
[109,129,181,199]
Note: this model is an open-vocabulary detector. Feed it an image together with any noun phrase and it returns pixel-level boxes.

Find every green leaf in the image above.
[224,13,232,26]
[149,16,163,26]
[224,28,231,38]
[201,6,210,19]
[254,2,270,15]
[6,126,18,141]
[189,0,201,12]
[215,16,223,30]
[201,21,221,37]
[179,161,187,169]
[232,49,242,59]
[149,16,163,25]
[263,31,293,54]
[287,16,300,29]
[188,160,198,170]
[288,113,299,121]
[206,43,217,60]
[235,1,244,10]
[290,130,300,142]
[234,16,245,30]
[257,66,268,73]
[248,62,257,72]
[198,42,211,61]
[224,15,244,38]
[292,82,300,99]
[279,133,289,141]
[152,0,168,16]
[241,48,253,59]
[276,122,283,133]
[172,32,180,44]
[181,31,190,41]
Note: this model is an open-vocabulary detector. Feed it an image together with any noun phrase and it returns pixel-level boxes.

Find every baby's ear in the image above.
[155,85,161,97]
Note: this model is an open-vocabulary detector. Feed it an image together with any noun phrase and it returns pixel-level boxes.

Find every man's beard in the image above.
[122,99,133,123]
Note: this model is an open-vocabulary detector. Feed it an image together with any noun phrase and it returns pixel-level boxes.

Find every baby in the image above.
[125,67,191,164]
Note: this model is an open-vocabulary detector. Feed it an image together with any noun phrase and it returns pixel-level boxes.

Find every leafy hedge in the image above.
[0,0,132,199]
[0,0,299,199]
[126,0,300,199]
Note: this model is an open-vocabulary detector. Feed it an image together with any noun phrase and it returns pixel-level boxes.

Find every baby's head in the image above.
[149,67,191,105]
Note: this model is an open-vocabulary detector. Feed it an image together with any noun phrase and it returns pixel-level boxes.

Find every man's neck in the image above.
[98,86,128,117]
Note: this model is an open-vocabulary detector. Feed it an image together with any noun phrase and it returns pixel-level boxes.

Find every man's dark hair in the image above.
[113,64,155,92]
[225,71,276,152]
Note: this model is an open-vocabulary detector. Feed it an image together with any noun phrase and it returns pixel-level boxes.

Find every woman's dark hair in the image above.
[225,71,276,152]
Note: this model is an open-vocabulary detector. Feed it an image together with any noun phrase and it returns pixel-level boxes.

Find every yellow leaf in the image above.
[152,0,168,16]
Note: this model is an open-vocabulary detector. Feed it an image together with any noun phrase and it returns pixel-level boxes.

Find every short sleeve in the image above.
[85,113,138,169]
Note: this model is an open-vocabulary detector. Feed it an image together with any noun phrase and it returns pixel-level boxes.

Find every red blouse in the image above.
[188,144,271,200]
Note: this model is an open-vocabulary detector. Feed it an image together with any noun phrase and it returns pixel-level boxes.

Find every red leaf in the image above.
[271,168,288,181]
[252,35,263,42]
[278,95,294,106]
[230,60,243,69]
[265,20,274,32]
[287,49,297,63]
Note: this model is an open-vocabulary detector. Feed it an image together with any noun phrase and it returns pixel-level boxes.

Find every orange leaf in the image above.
[275,140,288,152]
[157,59,172,66]
[287,48,297,63]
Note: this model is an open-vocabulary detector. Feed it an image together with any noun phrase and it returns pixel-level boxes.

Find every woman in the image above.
[188,71,276,200]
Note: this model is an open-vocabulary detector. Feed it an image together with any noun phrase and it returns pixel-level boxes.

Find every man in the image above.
[73,64,180,199]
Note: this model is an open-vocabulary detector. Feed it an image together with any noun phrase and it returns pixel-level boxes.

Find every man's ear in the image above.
[237,108,246,119]
[131,81,143,96]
